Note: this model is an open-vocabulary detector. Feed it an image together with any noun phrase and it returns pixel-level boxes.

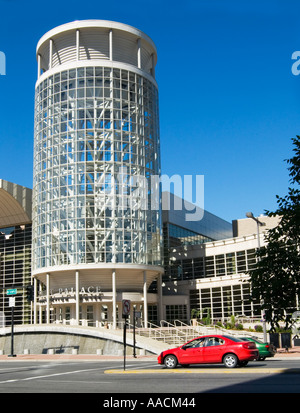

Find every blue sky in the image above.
[0,0,299,223]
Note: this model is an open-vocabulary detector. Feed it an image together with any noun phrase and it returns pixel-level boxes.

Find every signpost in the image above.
[133,309,141,358]
[9,297,15,307]
[6,289,16,357]
[122,299,130,371]
[122,299,130,318]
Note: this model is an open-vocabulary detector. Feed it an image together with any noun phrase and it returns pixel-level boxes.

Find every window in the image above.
[212,287,222,318]
[216,254,225,276]
[0,225,32,326]
[184,337,205,348]
[237,251,246,272]
[232,285,242,314]
[193,257,204,278]
[205,256,215,277]
[65,307,71,324]
[222,286,232,317]
[182,259,193,280]
[247,249,257,270]
[226,253,236,275]
[223,336,243,342]
[148,305,158,325]
[205,337,224,346]
[87,305,94,326]
[166,304,187,323]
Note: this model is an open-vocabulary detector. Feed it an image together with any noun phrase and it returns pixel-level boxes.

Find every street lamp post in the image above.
[246,212,267,342]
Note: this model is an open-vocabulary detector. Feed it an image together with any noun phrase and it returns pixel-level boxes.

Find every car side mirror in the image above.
[181,345,187,350]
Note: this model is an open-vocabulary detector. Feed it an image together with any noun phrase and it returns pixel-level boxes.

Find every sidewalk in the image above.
[274,346,300,359]
[0,348,299,361]
[0,353,156,361]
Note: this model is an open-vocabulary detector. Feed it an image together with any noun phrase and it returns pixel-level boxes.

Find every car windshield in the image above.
[184,338,205,348]
[223,336,243,342]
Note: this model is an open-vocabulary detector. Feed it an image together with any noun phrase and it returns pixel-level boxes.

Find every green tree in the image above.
[249,136,300,331]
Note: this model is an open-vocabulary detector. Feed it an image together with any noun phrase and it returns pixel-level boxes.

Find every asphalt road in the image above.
[0,358,299,398]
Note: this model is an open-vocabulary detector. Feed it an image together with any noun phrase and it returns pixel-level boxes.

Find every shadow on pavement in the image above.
[201,368,300,393]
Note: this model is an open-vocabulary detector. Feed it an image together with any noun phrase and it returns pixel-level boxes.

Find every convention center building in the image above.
[0,178,278,328]
[0,20,279,330]
[162,195,279,324]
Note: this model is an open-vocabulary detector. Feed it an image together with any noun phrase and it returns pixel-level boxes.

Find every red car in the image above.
[157,335,259,368]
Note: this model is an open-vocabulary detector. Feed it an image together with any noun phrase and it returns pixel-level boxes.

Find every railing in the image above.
[212,316,262,326]
[125,320,199,345]
[159,320,191,344]
[131,319,264,346]
[24,319,264,347]
[50,318,264,346]
[189,320,264,339]
[127,321,172,343]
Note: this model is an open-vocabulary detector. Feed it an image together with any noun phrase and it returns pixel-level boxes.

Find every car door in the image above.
[203,337,225,363]
[178,337,206,365]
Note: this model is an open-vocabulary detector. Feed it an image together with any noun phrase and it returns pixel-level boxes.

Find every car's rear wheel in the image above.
[164,355,178,369]
[223,353,238,368]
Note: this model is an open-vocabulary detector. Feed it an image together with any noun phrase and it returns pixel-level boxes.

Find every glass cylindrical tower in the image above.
[32,20,163,328]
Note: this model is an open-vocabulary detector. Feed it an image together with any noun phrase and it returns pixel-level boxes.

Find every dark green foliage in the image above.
[249,136,300,331]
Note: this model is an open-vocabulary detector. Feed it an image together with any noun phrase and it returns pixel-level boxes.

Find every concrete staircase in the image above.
[132,320,264,347]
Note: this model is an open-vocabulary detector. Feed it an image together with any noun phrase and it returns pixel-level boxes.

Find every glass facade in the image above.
[163,241,261,321]
[165,223,213,248]
[165,304,188,324]
[163,222,213,281]
[0,225,32,326]
[33,66,161,270]
[167,248,257,281]
[189,283,260,320]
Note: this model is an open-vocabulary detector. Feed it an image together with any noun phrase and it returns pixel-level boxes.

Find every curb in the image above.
[0,351,299,362]
[0,354,157,362]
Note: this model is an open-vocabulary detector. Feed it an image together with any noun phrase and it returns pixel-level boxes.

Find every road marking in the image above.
[0,367,103,384]
[0,362,152,385]
[43,380,112,384]
[0,363,68,372]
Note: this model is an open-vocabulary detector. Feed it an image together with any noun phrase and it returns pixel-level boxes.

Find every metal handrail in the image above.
[133,321,171,342]
[105,319,265,347]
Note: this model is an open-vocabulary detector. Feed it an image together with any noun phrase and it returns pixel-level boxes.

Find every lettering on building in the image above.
[37,286,103,303]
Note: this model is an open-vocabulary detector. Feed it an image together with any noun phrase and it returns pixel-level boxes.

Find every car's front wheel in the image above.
[223,353,238,368]
[164,355,178,369]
